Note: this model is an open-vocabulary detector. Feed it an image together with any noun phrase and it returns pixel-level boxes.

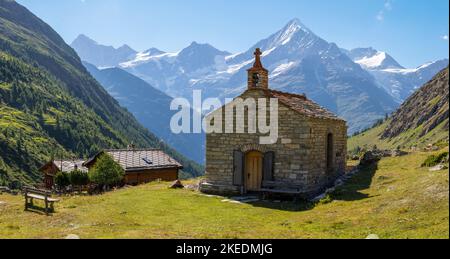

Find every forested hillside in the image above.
[0,0,203,186]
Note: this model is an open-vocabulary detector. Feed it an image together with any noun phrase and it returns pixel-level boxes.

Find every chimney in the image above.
[127,142,136,150]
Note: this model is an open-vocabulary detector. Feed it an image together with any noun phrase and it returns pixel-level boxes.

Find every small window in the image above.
[142,158,153,165]
[326,133,334,172]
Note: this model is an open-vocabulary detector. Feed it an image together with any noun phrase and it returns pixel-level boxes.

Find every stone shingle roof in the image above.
[264,89,345,121]
[40,160,88,174]
[85,149,183,172]
[54,160,88,173]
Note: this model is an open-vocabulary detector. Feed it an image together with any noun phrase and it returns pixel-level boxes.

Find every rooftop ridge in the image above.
[266,89,307,100]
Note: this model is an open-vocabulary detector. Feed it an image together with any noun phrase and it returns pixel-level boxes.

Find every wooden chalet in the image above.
[83,149,183,185]
[39,160,88,189]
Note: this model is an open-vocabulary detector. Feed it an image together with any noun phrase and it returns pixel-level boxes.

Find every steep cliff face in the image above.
[382,67,449,140]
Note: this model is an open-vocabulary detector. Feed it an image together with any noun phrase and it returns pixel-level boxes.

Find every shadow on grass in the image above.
[242,162,380,211]
[248,199,316,212]
[332,162,379,202]
[24,203,55,216]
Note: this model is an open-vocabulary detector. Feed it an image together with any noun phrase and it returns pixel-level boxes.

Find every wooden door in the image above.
[245,151,263,191]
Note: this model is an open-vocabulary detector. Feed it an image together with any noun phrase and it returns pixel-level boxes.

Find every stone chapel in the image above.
[200,48,347,198]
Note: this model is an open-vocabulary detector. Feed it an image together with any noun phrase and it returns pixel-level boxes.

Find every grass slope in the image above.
[0,149,448,239]
[348,118,449,153]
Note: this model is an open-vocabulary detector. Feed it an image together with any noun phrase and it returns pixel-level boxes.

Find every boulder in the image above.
[169,180,184,189]
[390,149,408,157]
[359,150,384,166]
[185,181,200,191]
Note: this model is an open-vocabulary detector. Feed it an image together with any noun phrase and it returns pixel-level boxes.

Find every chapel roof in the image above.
[261,89,345,121]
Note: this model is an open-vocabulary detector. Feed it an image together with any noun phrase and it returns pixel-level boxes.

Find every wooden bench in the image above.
[23,187,60,215]
[260,181,306,201]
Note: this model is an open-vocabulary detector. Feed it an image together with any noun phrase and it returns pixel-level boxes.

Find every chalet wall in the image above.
[125,168,178,185]
[202,88,347,197]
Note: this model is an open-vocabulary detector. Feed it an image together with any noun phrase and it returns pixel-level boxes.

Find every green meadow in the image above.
[0,149,448,239]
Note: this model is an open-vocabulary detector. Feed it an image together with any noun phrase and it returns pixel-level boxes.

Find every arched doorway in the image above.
[245,151,263,191]
[326,133,334,172]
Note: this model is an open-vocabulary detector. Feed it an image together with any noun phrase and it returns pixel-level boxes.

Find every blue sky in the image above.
[18,0,449,67]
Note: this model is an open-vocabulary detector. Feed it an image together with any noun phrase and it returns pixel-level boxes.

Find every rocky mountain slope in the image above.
[83,62,205,164]
[0,0,202,186]
[348,67,449,152]
[382,67,449,140]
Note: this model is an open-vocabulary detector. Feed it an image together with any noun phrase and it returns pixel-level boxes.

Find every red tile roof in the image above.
[263,89,345,121]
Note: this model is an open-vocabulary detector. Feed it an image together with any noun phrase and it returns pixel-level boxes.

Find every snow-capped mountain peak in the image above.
[345,47,404,70]
[273,18,308,46]
[179,41,230,58]
[71,34,137,67]
[143,47,165,56]
[262,18,315,51]
[355,51,388,69]
[119,50,178,68]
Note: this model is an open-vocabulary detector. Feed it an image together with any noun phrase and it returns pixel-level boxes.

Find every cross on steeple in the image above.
[253,48,263,69]
[247,48,269,89]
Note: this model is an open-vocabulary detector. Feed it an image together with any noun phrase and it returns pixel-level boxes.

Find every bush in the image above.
[70,169,89,191]
[88,154,124,188]
[55,171,70,189]
[421,152,449,167]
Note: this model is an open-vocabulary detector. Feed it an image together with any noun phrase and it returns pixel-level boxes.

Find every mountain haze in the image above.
[83,62,205,164]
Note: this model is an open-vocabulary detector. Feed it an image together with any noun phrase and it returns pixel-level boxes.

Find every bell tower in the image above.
[247,48,269,89]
